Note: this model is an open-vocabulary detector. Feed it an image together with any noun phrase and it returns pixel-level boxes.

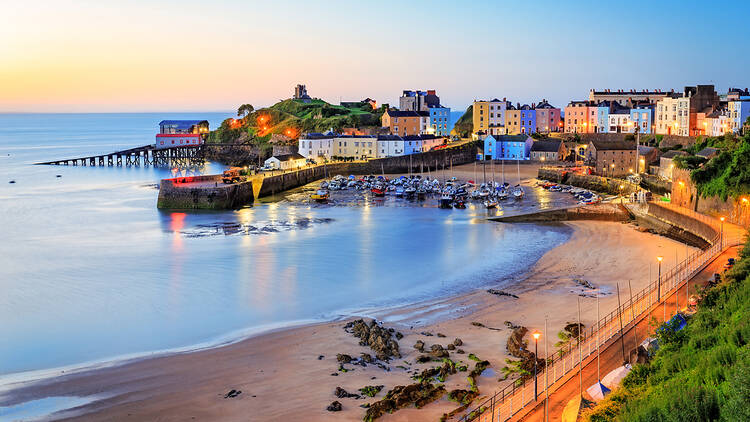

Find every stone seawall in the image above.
[490,203,631,223]
[255,142,479,197]
[538,168,639,196]
[625,202,717,249]
[157,175,254,209]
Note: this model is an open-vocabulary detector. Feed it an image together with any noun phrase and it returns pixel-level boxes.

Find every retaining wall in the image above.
[490,203,631,223]
[157,175,254,209]
[538,168,639,196]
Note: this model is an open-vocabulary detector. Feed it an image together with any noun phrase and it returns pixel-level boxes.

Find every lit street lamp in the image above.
[533,331,541,401]
[657,256,663,302]
[720,217,725,249]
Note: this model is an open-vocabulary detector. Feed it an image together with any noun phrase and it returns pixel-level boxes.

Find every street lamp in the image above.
[720,217,725,248]
[657,256,663,302]
[619,184,625,203]
[532,331,541,401]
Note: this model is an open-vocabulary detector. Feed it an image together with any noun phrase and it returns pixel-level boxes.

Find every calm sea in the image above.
[0,113,572,381]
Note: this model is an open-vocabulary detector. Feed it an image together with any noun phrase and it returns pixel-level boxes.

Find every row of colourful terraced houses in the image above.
[472,85,750,137]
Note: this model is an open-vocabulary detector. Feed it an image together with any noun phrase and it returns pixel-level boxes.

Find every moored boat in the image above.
[311,189,330,202]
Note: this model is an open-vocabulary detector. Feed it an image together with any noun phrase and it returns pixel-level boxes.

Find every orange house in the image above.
[381,109,429,137]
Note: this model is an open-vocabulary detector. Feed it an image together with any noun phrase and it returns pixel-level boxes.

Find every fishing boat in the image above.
[484,199,498,209]
[453,199,466,209]
[439,194,453,209]
[512,185,525,199]
[311,189,330,202]
[371,185,386,197]
[496,188,510,200]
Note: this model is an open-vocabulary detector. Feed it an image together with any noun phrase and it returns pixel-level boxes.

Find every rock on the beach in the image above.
[413,340,425,352]
[360,353,374,363]
[327,401,342,411]
[364,382,446,420]
[343,319,401,361]
[337,353,353,363]
[430,344,449,358]
[446,343,456,350]
[487,289,519,299]
[223,389,242,399]
[334,387,360,399]
[453,338,463,347]
[437,333,446,338]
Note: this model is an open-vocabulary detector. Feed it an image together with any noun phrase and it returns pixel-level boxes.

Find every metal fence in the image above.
[460,202,745,422]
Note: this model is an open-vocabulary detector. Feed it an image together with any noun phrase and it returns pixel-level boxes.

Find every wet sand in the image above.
[0,217,697,422]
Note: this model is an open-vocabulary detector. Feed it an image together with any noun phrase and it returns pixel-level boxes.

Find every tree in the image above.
[237,104,254,117]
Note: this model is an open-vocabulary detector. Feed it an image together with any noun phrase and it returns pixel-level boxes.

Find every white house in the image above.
[298,132,335,160]
[608,110,631,133]
[264,153,306,170]
[377,135,405,158]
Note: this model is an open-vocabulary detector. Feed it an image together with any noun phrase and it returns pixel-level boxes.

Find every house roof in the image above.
[271,153,305,162]
[638,145,656,155]
[535,100,558,109]
[302,132,336,139]
[377,135,403,141]
[386,109,429,117]
[530,140,562,152]
[159,120,208,130]
[489,135,530,143]
[660,150,688,159]
[589,140,637,151]
[696,147,719,158]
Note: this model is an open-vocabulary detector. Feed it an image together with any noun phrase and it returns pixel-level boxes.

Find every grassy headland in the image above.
[205,99,386,165]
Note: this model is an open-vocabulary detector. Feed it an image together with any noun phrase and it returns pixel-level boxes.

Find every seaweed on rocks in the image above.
[358,385,384,397]
[487,289,520,299]
[344,319,401,361]
[363,382,446,421]
[447,388,479,405]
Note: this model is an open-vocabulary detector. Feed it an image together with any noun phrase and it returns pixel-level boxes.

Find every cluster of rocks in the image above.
[505,326,545,381]
[413,338,464,362]
[336,353,388,372]
[487,289,519,299]
[344,319,401,361]
[363,382,446,421]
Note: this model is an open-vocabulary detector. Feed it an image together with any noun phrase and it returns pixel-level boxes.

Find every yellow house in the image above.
[473,98,508,137]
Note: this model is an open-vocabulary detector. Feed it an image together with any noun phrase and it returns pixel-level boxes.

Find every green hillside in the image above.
[207,99,385,147]
[583,238,750,421]
[452,105,473,138]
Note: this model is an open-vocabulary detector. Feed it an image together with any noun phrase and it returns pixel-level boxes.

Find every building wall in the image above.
[588,90,668,106]
[519,109,536,134]
[377,140,405,158]
[429,107,451,136]
[608,113,631,133]
[728,100,750,133]
[333,136,377,159]
[564,103,595,133]
[155,134,203,149]
[587,145,636,177]
[298,138,334,159]
[535,108,561,133]
[391,116,422,137]
[630,107,653,134]
[655,97,690,136]
[473,100,507,135]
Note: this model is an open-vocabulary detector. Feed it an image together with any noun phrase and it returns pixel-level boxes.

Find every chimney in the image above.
[532,102,536,108]
[503,97,506,102]
[517,102,521,109]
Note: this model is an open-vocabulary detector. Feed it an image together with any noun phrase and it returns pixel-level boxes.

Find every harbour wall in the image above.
[490,203,631,223]
[538,168,639,196]
[255,143,479,197]
[157,175,254,209]
[158,142,480,208]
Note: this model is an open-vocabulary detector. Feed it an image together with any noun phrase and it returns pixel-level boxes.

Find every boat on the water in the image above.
[439,195,453,209]
[484,199,498,209]
[512,185,525,199]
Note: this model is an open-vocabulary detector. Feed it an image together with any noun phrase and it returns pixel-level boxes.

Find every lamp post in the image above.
[657,256,663,302]
[533,331,541,402]
[619,184,625,203]
[610,163,615,178]
[720,216,725,249]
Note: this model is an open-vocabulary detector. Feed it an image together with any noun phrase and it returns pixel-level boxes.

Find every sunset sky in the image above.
[3,0,749,113]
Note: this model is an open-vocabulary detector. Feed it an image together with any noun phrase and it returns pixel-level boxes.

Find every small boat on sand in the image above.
[311,189,330,202]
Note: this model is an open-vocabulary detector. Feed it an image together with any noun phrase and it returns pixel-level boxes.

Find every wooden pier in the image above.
[36,145,205,167]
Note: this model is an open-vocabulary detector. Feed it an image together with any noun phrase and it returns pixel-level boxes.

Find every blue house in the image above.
[519,105,536,134]
[483,135,533,160]
[429,105,451,136]
[630,105,655,134]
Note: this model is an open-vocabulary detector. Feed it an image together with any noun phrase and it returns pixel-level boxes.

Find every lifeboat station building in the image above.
[155,120,209,149]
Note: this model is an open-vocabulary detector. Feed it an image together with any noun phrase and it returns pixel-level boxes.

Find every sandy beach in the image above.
[0,214,697,422]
